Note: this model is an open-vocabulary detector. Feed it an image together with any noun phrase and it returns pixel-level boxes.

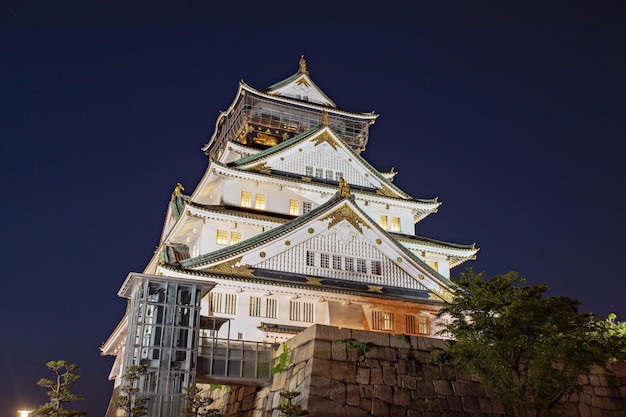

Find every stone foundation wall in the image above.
[206,324,626,417]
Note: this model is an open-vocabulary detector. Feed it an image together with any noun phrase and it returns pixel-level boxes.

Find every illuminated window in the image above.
[289,199,299,215]
[303,201,312,214]
[230,232,242,245]
[306,251,315,266]
[406,315,429,335]
[391,217,401,232]
[373,311,395,331]
[240,191,252,208]
[427,260,439,272]
[379,215,388,230]
[345,258,354,271]
[371,260,382,275]
[320,253,329,268]
[418,316,429,334]
[356,258,367,273]
[216,230,228,245]
[255,194,266,210]
[305,166,314,176]
[332,255,342,270]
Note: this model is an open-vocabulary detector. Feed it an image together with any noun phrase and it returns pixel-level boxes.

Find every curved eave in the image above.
[394,234,479,254]
[157,264,445,306]
[211,162,441,212]
[100,314,128,356]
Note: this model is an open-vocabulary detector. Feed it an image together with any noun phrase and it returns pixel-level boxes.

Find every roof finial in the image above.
[321,110,330,126]
[171,182,184,201]
[339,177,351,198]
[299,55,308,74]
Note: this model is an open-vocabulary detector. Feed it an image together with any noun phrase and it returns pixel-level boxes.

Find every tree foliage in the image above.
[31,360,86,417]
[276,391,308,417]
[437,269,626,417]
[181,385,222,417]
[113,365,149,417]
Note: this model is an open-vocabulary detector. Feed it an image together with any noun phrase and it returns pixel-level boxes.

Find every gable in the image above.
[270,74,335,107]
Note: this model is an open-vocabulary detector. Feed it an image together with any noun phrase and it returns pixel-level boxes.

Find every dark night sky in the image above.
[2,2,626,416]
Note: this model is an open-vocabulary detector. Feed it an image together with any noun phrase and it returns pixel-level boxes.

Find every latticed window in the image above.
[427,260,439,272]
[418,316,429,334]
[302,201,312,214]
[306,251,315,266]
[250,296,261,317]
[230,232,242,245]
[373,311,395,331]
[255,194,266,210]
[371,260,382,275]
[357,258,367,273]
[345,258,354,271]
[315,168,323,178]
[325,170,334,180]
[391,217,401,232]
[379,215,388,230]
[335,172,344,181]
[224,294,237,314]
[266,298,277,319]
[320,253,329,268]
[216,230,228,245]
[406,314,429,335]
[332,255,342,270]
[289,199,299,215]
[305,166,314,176]
[290,301,314,322]
[240,191,252,208]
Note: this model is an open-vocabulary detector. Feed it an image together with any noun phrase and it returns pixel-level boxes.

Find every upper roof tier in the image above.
[202,56,378,159]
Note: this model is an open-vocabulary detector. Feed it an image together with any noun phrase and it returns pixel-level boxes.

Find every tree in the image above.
[31,360,86,417]
[181,385,222,417]
[276,391,308,417]
[436,269,626,417]
[113,365,149,417]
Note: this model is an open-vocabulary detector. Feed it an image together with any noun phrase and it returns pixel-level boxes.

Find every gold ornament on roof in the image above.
[321,110,330,126]
[339,177,351,198]
[299,55,308,73]
[171,183,184,201]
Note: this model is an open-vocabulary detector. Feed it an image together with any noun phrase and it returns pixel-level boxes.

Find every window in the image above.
[335,172,344,181]
[290,301,314,322]
[211,293,237,314]
[315,168,324,178]
[216,230,228,245]
[345,257,354,271]
[379,215,388,230]
[332,255,342,270]
[406,315,429,335]
[306,251,315,266]
[240,191,252,208]
[305,166,314,176]
[255,194,266,210]
[302,201,312,214]
[230,232,242,245]
[289,199,299,215]
[250,296,277,318]
[373,311,395,331]
[371,260,382,275]
[325,170,334,180]
[391,217,401,232]
[357,258,367,273]
[320,253,329,268]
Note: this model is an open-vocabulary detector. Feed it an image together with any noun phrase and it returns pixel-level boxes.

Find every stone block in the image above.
[360,384,374,398]
[390,405,408,417]
[371,367,384,384]
[313,339,332,360]
[423,364,441,380]
[375,384,393,404]
[461,396,479,413]
[393,388,412,407]
[366,346,398,362]
[330,380,347,403]
[589,406,604,417]
[491,398,505,415]
[344,405,368,417]
[331,361,357,383]
[383,365,398,385]
[467,381,484,397]
[310,358,333,378]
[346,383,360,406]
[433,379,453,395]
[594,386,608,397]
[401,375,417,390]
[308,375,330,397]
[416,381,437,398]
[356,366,370,384]
[446,396,462,411]
[352,329,390,347]
[312,324,352,341]
[293,339,315,363]
[360,398,372,412]
[611,362,626,377]
[443,411,459,417]
[331,341,348,361]
[347,347,362,362]
[372,398,391,416]
[477,397,492,413]
[602,397,620,411]
[417,336,447,351]
[307,395,346,417]
[591,396,604,408]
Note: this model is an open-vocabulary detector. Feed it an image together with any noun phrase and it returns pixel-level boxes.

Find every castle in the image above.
[101,56,478,416]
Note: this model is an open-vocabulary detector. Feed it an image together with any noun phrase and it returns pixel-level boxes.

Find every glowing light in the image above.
[18,411,32,417]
